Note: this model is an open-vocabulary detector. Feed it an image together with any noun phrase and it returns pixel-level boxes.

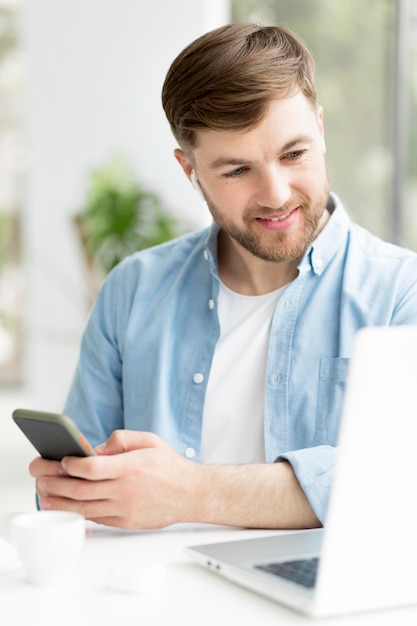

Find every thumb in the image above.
[95,430,162,456]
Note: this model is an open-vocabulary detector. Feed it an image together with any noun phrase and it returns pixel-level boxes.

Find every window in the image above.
[0,0,25,385]
[232,0,416,249]
[403,1,417,250]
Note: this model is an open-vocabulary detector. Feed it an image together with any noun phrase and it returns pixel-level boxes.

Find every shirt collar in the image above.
[204,222,221,279]
[298,192,351,276]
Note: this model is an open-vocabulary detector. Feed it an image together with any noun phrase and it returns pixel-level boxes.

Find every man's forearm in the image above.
[190,461,322,529]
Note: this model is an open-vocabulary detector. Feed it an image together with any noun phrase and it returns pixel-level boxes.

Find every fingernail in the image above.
[38,479,47,495]
[95,443,106,454]
[39,497,51,510]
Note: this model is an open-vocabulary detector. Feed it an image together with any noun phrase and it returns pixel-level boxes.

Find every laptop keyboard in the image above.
[255,557,319,589]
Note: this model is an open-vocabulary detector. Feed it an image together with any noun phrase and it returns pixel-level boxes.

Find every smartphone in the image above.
[12,408,97,461]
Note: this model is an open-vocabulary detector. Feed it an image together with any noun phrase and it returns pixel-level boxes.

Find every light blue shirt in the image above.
[64,194,417,524]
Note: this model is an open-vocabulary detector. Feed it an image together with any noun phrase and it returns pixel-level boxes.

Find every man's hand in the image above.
[30,430,321,530]
[30,430,203,529]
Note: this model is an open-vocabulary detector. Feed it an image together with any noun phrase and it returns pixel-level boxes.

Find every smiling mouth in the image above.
[258,212,291,222]
[253,207,300,232]
[256,207,298,222]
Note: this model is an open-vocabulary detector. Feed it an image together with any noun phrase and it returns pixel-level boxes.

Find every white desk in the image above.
[1,513,417,626]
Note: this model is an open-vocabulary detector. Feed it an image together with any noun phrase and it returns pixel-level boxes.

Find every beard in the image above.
[205,181,331,264]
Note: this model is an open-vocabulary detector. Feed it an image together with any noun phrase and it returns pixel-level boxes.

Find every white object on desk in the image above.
[10,511,85,586]
[0,536,22,575]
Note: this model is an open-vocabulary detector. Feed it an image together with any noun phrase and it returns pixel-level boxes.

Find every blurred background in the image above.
[1,0,416,509]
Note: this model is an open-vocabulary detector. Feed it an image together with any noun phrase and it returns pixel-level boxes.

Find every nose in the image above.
[255,168,292,209]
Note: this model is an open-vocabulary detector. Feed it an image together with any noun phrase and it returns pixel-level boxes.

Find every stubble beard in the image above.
[206,182,331,264]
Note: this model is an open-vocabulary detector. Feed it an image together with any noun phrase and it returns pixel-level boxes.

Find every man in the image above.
[30,23,417,530]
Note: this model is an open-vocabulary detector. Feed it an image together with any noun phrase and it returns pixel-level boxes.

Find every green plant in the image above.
[76,155,184,275]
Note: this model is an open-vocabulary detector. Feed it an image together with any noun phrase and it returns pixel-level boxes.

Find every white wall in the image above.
[20,0,230,411]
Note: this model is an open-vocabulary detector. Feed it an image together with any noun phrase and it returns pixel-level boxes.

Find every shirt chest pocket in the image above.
[315,357,350,446]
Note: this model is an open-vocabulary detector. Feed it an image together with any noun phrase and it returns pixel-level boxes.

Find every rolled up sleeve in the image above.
[276,445,336,525]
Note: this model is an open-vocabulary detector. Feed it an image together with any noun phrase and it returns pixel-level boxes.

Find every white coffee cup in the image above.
[11,511,86,586]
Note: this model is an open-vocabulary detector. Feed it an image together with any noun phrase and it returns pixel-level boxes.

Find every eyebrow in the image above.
[208,135,315,170]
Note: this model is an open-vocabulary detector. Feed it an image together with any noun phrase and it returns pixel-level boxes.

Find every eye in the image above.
[223,166,248,178]
[283,150,306,161]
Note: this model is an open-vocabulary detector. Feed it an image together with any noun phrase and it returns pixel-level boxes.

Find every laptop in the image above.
[185,325,417,618]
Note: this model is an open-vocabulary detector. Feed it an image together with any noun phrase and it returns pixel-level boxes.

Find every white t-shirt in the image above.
[200,281,286,465]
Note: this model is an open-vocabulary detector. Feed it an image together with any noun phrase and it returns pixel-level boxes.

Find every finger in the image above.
[29,456,62,478]
[38,495,116,521]
[88,516,148,530]
[60,451,125,480]
[37,473,114,501]
[96,430,162,455]
[89,516,126,528]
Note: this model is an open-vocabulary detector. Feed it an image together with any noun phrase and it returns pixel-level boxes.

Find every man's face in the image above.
[177,93,330,265]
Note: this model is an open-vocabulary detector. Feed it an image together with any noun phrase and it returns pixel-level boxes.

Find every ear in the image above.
[316,105,326,154]
[174,149,194,181]
[316,105,325,139]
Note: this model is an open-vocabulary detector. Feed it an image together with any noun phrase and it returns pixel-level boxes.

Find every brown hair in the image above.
[161,22,317,150]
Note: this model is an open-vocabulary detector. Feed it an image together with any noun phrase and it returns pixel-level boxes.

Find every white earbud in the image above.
[191,170,205,201]
[322,137,327,154]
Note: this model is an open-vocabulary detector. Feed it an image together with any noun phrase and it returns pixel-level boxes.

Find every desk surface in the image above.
[1,513,417,626]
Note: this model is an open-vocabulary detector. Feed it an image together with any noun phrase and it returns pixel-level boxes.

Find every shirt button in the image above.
[193,372,204,384]
[185,447,196,459]
[203,249,209,261]
[208,299,214,310]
